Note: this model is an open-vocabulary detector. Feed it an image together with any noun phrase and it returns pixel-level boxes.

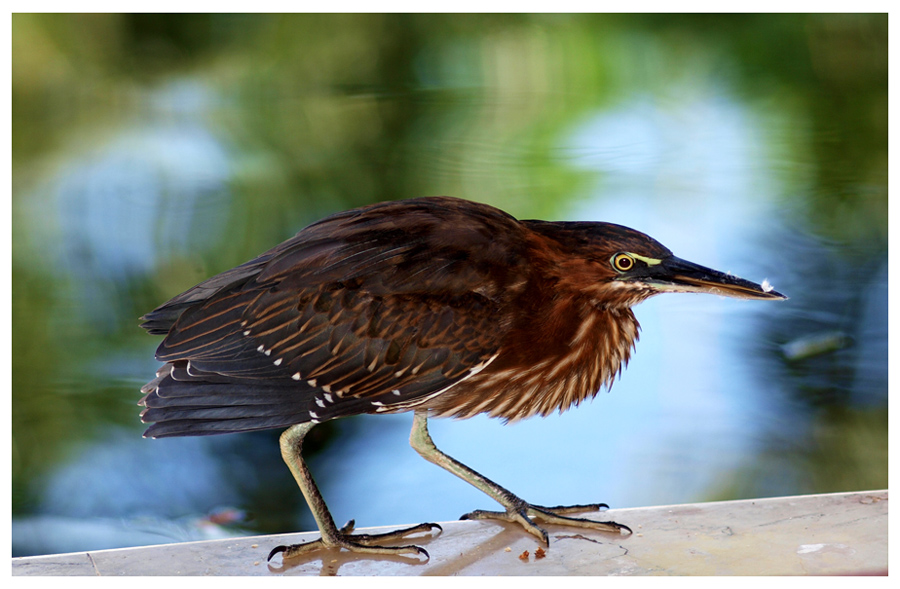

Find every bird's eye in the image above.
[611,253,635,273]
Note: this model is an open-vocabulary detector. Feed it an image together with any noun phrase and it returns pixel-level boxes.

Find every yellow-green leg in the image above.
[268,422,441,561]
[409,410,630,545]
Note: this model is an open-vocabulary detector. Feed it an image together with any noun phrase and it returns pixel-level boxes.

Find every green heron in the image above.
[139,196,785,561]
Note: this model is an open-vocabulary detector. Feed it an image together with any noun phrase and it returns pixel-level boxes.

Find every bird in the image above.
[138,196,786,561]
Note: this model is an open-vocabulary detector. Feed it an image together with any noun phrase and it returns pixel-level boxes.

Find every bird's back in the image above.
[140,197,544,437]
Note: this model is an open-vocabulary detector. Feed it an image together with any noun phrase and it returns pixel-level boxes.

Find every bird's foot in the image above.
[461,502,631,544]
[267,520,442,562]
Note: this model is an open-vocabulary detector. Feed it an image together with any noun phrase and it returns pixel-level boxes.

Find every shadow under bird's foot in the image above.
[267,520,443,562]
[461,502,631,545]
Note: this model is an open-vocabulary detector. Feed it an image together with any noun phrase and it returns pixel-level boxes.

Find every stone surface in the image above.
[11,490,888,576]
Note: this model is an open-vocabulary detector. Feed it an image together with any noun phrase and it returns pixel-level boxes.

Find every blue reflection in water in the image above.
[40,431,241,519]
[42,80,231,328]
[19,430,253,555]
[851,261,887,406]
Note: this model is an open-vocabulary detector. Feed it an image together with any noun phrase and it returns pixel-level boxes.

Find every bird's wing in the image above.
[140,198,525,435]
[153,279,501,406]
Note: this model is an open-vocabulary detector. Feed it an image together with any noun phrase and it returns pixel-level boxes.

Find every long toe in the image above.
[351,522,443,546]
[269,539,428,562]
[460,508,550,544]
[537,502,609,515]
[528,504,632,535]
[460,502,630,545]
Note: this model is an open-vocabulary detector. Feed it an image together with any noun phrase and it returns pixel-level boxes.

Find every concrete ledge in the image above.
[12,490,887,576]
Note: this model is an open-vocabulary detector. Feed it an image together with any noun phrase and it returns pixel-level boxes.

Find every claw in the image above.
[267,545,288,562]
[611,522,633,535]
[338,519,356,534]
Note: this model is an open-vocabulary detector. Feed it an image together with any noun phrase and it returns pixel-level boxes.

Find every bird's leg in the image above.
[409,411,630,545]
[268,422,441,562]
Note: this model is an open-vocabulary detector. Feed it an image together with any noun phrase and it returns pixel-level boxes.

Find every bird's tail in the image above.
[139,362,375,437]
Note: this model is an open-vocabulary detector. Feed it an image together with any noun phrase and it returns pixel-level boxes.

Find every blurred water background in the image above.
[11,14,887,557]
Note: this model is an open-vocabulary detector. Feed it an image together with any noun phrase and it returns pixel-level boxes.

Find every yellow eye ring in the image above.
[612,253,635,273]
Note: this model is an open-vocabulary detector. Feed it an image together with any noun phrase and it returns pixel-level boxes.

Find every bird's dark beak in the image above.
[644,256,787,300]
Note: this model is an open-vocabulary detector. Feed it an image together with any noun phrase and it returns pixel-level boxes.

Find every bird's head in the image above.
[525,220,787,308]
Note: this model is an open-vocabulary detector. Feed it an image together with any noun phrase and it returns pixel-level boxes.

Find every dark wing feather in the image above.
[140,197,528,438]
